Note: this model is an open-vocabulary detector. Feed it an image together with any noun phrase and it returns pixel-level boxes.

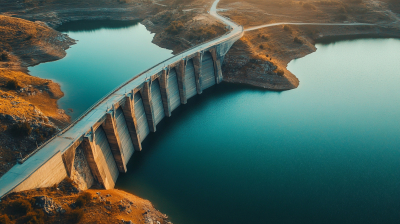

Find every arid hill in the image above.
[0,15,73,178]
[219,0,400,89]
[0,179,172,224]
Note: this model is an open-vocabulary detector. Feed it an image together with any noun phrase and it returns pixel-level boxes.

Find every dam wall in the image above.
[0,29,243,197]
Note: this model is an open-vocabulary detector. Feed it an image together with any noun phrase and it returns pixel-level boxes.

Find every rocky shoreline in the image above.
[1,0,400,223]
[0,179,172,224]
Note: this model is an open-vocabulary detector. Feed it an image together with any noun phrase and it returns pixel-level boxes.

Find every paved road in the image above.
[245,22,374,31]
[0,0,243,198]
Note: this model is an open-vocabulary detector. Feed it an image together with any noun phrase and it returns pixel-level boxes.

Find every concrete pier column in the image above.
[81,136,115,189]
[176,60,187,104]
[122,95,142,151]
[193,52,203,94]
[210,48,223,84]
[159,70,172,117]
[102,112,127,173]
[141,81,156,132]
[61,141,82,177]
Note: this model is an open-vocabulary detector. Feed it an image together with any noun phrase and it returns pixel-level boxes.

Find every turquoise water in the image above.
[29,21,400,224]
[29,20,173,119]
[116,38,400,224]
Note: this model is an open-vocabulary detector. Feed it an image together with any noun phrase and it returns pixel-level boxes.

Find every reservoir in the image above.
[29,21,400,224]
[117,38,400,224]
[29,20,173,120]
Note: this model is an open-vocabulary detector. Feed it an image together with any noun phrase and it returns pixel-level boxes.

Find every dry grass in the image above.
[0,90,40,120]
[0,15,43,52]
[0,69,49,87]
[0,185,171,224]
[0,69,66,120]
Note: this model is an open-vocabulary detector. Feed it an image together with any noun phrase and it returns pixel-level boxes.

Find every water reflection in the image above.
[57,20,141,32]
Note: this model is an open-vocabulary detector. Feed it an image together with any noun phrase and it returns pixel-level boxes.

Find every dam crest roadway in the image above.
[0,0,244,197]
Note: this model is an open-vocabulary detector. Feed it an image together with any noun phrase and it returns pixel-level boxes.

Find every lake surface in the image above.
[117,38,400,224]
[30,21,400,224]
[29,20,173,119]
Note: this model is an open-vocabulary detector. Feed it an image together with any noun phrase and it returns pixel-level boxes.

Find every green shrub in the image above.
[0,215,11,224]
[66,209,84,224]
[10,122,32,137]
[8,199,32,216]
[259,44,264,49]
[6,80,19,90]
[75,192,92,208]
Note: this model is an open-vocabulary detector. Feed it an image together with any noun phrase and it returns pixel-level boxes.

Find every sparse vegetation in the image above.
[300,2,317,10]
[0,214,11,224]
[335,14,348,21]
[5,80,19,90]
[0,52,10,61]
[283,25,292,32]
[259,44,264,49]
[75,192,92,208]
[275,69,285,76]
[7,199,32,216]
[165,21,184,35]
[188,26,218,41]
[21,210,45,224]
[66,209,84,224]
[9,122,32,137]
[294,36,303,44]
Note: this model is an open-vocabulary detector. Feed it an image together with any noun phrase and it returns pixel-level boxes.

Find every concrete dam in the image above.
[0,0,244,197]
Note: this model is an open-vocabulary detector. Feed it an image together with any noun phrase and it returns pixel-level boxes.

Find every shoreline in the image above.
[1,0,399,223]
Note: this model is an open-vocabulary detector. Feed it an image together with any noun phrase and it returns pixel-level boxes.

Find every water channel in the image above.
[30,21,400,224]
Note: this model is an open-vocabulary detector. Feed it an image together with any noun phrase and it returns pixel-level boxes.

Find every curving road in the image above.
[0,0,243,198]
[245,22,375,32]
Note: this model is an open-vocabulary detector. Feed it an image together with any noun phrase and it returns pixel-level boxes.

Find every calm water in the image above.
[30,21,400,224]
[29,20,173,119]
[117,38,400,224]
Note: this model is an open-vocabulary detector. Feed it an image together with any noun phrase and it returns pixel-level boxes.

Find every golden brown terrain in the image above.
[0,179,171,224]
[0,1,226,223]
[1,1,400,223]
[0,0,227,177]
[219,0,400,90]
[0,15,74,177]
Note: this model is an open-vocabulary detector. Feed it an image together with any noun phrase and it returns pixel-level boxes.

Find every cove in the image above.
[29,20,173,120]
[116,38,400,224]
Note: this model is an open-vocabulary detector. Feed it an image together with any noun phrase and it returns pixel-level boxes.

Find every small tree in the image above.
[8,199,32,216]
[10,122,32,137]
[294,37,303,44]
[275,69,285,76]
[6,80,19,90]
[165,21,184,35]
[66,209,84,224]
[75,192,92,208]
[0,52,10,61]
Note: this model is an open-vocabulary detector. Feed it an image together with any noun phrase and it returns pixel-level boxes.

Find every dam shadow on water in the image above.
[28,19,400,224]
[117,38,400,224]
